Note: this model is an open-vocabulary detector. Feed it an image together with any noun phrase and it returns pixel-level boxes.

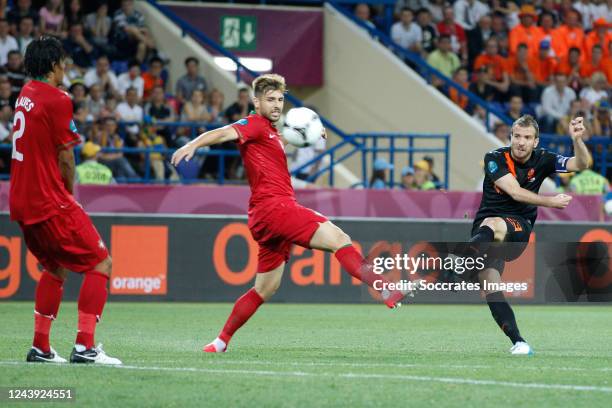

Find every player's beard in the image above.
[264,108,281,123]
[512,145,532,162]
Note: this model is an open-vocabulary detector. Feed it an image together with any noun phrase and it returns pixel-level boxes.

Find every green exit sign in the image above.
[220,16,257,51]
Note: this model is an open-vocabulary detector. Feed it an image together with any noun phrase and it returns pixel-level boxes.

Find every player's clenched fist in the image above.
[171,143,196,166]
[548,193,572,209]
[569,117,586,141]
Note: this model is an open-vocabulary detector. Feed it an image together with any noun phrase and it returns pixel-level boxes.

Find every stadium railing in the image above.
[292,132,450,188]
[2,126,608,184]
[0,122,451,187]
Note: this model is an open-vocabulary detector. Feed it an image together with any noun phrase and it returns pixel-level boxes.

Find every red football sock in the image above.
[76,271,109,349]
[33,272,64,353]
[219,288,264,345]
[335,244,390,289]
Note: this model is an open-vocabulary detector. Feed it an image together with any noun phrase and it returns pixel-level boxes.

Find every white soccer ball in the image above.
[282,107,323,148]
[605,199,612,216]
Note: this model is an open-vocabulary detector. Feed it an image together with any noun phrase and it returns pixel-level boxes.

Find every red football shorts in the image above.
[19,205,109,273]
[248,199,328,273]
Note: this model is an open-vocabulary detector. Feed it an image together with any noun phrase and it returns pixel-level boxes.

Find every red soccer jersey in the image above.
[231,113,294,213]
[9,80,81,225]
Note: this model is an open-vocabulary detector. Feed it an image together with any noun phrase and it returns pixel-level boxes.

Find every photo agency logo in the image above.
[369,244,530,294]
[372,253,487,275]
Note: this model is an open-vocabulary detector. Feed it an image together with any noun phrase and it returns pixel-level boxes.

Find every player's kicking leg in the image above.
[26,267,69,363]
[472,217,533,355]
[309,221,413,308]
[204,263,284,353]
[69,256,122,365]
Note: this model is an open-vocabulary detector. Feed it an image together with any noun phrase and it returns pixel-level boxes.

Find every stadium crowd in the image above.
[354,0,610,195]
[355,0,611,139]
[0,0,252,184]
[0,0,608,197]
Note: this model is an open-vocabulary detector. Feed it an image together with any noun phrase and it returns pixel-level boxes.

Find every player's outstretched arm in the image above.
[58,148,75,194]
[171,126,239,166]
[494,174,572,209]
[565,117,592,172]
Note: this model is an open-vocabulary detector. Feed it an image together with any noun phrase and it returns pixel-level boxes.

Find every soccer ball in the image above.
[282,107,324,147]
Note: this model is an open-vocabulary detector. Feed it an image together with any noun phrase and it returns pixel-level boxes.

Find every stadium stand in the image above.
[0,0,609,190]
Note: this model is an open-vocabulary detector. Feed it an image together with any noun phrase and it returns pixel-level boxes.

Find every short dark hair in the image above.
[150,56,163,66]
[73,101,86,113]
[438,34,451,42]
[238,87,249,94]
[569,47,581,55]
[7,50,21,58]
[400,7,412,13]
[69,82,87,94]
[185,56,199,66]
[24,36,66,78]
[128,59,140,69]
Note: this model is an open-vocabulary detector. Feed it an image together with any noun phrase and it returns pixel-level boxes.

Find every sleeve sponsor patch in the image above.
[487,160,498,174]
[69,120,78,134]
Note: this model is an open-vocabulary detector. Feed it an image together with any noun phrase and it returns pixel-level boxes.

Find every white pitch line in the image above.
[199,359,612,372]
[1,361,611,393]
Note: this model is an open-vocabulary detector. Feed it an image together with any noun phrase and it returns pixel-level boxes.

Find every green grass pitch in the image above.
[1,302,611,407]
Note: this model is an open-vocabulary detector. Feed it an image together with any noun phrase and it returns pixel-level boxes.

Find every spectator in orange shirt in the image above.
[141,56,165,102]
[450,67,470,110]
[584,18,611,61]
[538,11,561,58]
[580,44,612,84]
[508,43,539,102]
[473,37,510,97]
[529,40,557,88]
[552,9,585,61]
[509,5,543,57]
[555,46,583,92]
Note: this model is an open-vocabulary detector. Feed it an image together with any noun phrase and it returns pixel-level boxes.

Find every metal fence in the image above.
[0,122,451,187]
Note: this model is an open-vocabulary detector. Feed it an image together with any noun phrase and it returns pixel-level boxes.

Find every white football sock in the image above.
[212,337,227,351]
[381,289,391,300]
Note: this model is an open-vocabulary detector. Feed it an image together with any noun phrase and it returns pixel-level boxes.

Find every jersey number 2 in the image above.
[12,111,25,161]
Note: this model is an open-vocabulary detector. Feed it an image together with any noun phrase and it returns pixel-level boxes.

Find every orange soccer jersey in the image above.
[552,25,585,60]
[580,59,612,83]
[509,24,544,57]
[529,55,557,84]
[450,81,469,110]
[506,56,536,82]
[474,54,508,81]
[142,72,164,100]
[584,31,612,61]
